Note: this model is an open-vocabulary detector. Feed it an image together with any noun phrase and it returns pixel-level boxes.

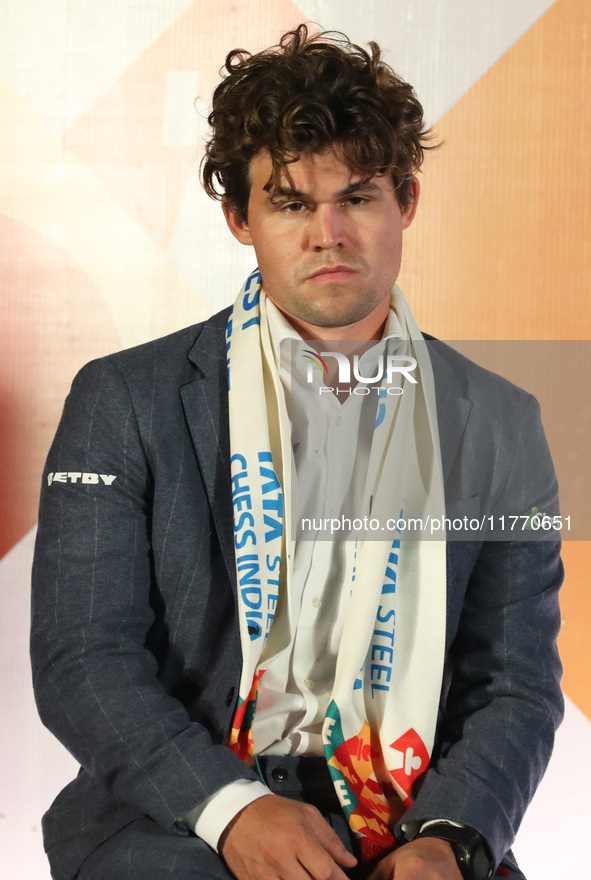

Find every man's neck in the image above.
[266,292,391,342]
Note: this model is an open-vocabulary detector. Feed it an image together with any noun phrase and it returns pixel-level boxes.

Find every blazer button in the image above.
[272,766,288,783]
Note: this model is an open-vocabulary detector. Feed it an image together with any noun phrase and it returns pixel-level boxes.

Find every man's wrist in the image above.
[414,822,494,880]
[184,779,272,851]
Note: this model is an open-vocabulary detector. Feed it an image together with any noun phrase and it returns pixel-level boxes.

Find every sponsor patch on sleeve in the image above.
[47,472,117,486]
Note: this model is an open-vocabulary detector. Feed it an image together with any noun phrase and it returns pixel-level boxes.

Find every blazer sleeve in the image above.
[30,357,259,829]
[396,394,564,867]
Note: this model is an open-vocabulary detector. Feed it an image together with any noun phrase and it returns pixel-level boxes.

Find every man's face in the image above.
[223,148,419,332]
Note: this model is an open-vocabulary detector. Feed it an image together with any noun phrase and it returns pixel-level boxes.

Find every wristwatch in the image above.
[414,822,494,880]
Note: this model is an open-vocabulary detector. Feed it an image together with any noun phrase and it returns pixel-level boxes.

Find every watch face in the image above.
[454,844,472,879]
[472,845,493,880]
[440,832,492,880]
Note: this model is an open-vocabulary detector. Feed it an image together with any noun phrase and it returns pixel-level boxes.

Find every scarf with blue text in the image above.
[226,268,446,864]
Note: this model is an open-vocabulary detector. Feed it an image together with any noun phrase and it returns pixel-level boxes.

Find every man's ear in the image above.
[222,199,253,246]
[401,177,420,230]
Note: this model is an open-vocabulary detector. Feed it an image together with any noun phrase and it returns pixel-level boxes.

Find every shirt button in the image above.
[312,596,322,608]
[272,766,288,783]
[304,679,315,690]
[336,416,342,426]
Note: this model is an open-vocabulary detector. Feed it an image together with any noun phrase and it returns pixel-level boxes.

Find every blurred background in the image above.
[1,1,589,876]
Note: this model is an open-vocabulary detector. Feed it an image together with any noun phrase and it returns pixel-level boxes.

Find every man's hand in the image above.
[219,794,358,880]
[368,838,463,880]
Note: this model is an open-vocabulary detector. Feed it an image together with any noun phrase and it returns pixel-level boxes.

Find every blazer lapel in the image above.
[180,307,236,585]
[428,340,472,485]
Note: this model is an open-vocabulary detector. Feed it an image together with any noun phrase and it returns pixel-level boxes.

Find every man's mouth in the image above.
[307,265,358,283]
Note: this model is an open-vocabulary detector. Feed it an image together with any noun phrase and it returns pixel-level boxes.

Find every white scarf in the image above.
[226,269,446,863]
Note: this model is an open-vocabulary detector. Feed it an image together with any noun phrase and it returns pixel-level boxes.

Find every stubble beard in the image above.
[292,291,384,327]
[288,255,391,328]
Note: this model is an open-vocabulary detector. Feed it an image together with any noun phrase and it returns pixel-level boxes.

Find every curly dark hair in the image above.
[201,24,434,222]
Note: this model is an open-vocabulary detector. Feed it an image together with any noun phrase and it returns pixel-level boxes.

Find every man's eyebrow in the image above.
[338,180,381,197]
[266,180,382,201]
[266,185,308,200]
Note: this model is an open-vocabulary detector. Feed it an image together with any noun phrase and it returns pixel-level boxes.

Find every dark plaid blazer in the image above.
[31,307,563,879]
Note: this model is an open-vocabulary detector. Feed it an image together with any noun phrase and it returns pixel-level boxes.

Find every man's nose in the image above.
[307,204,346,249]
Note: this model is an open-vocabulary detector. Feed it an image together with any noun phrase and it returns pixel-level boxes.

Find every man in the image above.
[31,25,563,880]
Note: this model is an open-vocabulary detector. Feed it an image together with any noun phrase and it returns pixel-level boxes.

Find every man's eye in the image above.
[282,202,307,213]
[344,196,368,207]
